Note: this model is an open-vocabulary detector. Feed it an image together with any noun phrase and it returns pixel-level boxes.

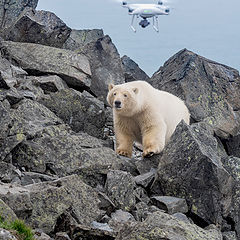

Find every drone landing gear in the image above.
[130,15,159,32]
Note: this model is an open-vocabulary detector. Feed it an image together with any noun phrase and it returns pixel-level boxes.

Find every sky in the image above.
[37,0,240,76]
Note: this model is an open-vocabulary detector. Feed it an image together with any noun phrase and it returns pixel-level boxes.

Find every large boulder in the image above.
[148,49,240,138]
[151,121,233,228]
[0,175,103,234]
[80,35,125,101]
[39,88,106,139]
[116,211,223,240]
[121,55,150,82]
[0,0,38,30]
[63,29,104,51]
[2,10,71,48]
[0,41,91,90]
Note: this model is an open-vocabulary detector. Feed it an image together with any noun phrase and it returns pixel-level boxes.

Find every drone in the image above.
[122,1,170,32]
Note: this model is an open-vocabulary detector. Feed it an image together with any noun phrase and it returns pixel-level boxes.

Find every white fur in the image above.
[107,81,190,157]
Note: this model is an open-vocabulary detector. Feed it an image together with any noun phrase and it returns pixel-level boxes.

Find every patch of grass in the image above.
[0,216,34,240]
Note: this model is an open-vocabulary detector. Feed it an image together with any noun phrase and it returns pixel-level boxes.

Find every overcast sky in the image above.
[37,0,240,76]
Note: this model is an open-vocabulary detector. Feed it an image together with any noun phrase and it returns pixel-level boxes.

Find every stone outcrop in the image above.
[0,1,240,239]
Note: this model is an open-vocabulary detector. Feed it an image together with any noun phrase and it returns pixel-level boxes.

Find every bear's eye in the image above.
[124,94,127,97]
[113,92,116,96]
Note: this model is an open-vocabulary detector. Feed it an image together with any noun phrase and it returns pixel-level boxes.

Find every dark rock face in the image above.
[0,41,91,89]
[0,0,38,29]
[63,29,104,51]
[149,49,240,139]
[2,10,71,48]
[152,121,233,227]
[121,55,150,82]
[81,35,125,101]
[39,89,106,139]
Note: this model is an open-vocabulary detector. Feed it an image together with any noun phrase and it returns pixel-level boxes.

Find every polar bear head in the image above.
[107,83,140,117]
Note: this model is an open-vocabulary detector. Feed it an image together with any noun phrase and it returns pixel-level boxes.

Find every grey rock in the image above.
[116,211,223,240]
[0,41,91,89]
[150,196,188,214]
[105,170,136,212]
[0,175,103,234]
[134,170,156,188]
[3,10,71,48]
[172,212,192,224]
[225,134,240,158]
[151,121,233,227]
[111,210,135,223]
[39,88,106,139]
[70,224,116,240]
[34,230,52,240]
[0,199,17,222]
[0,229,17,240]
[0,162,17,183]
[81,35,125,101]
[149,49,240,138]
[63,29,104,50]
[55,232,71,240]
[91,221,113,232]
[222,231,237,240]
[0,0,38,29]
[121,55,149,82]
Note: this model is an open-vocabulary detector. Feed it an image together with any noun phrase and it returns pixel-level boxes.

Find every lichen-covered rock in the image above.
[151,121,233,227]
[0,228,17,240]
[0,199,17,222]
[63,29,104,50]
[0,0,38,29]
[80,35,125,101]
[149,49,240,138]
[116,211,223,240]
[3,10,71,48]
[105,170,136,212]
[0,175,103,234]
[0,41,91,89]
[39,88,106,138]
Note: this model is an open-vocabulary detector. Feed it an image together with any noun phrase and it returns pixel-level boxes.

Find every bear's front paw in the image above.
[143,146,161,158]
[116,149,132,158]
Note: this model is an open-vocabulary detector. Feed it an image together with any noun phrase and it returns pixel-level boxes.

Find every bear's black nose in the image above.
[114,100,121,108]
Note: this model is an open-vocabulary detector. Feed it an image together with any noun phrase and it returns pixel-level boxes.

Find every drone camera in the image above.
[139,19,150,28]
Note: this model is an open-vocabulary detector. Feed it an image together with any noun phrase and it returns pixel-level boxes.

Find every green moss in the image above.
[0,216,34,240]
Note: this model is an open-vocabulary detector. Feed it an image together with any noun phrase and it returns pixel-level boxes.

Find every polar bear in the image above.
[107,80,190,158]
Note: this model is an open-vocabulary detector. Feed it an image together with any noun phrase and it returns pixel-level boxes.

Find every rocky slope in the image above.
[0,1,240,240]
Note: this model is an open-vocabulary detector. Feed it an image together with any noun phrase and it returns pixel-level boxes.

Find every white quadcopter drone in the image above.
[122,1,170,32]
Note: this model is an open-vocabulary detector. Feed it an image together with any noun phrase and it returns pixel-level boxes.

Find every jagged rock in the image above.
[0,229,17,240]
[172,212,192,224]
[0,175,103,234]
[221,156,240,238]
[70,224,116,240]
[0,41,91,89]
[134,170,155,188]
[109,210,135,233]
[11,124,127,182]
[150,196,188,214]
[0,162,18,183]
[121,55,149,82]
[222,231,237,240]
[55,232,71,240]
[3,10,71,48]
[0,55,28,89]
[0,199,17,222]
[63,29,104,50]
[39,88,106,138]
[0,0,38,30]
[149,49,240,138]
[81,35,125,101]
[151,121,233,227]
[116,211,223,240]
[34,230,52,240]
[105,170,136,212]
[225,135,240,158]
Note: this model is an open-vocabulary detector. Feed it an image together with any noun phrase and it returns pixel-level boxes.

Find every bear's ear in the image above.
[133,87,139,94]
[108,83,115,91]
